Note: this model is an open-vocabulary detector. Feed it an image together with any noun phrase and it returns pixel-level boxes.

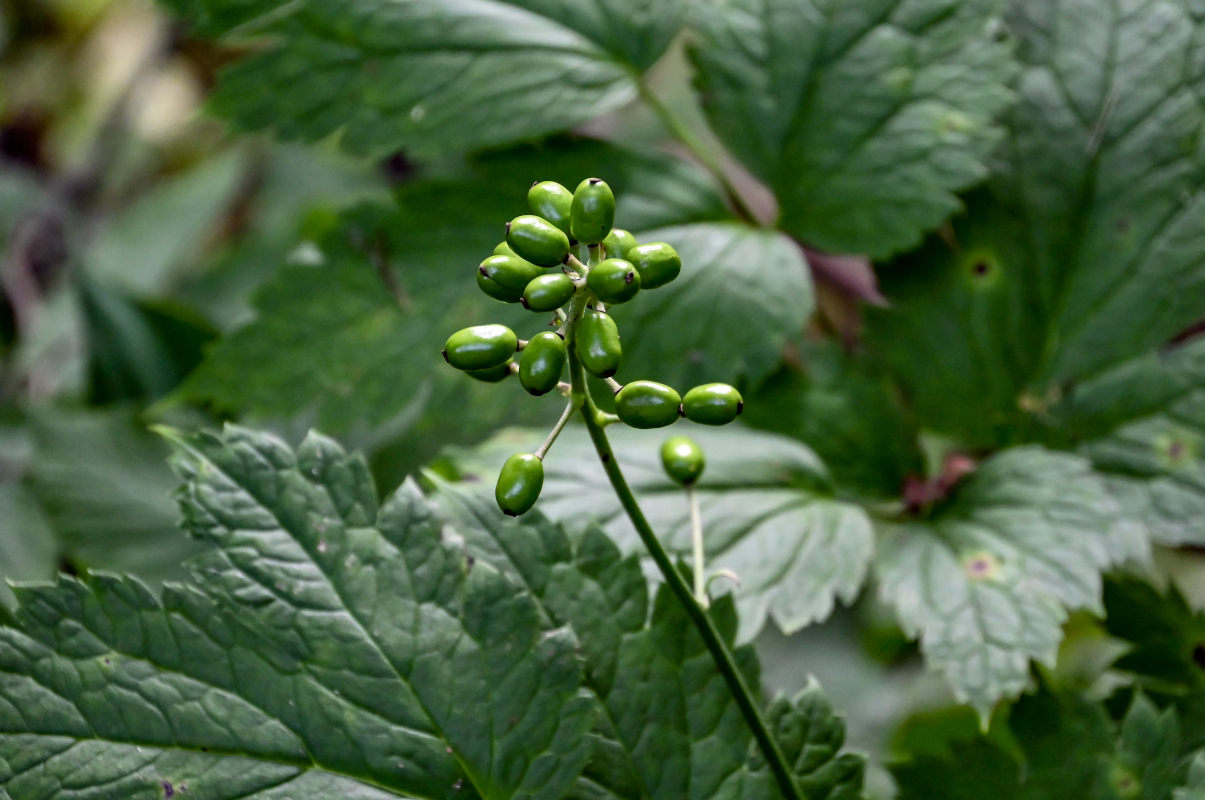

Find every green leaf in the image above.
[0,425,595,799]
[893,689,1189,800]
[78,276,217,405]
[614,223,812,390]
[26,408,203,585]
[1102,576,1205,752]
[874,446,1144,718]
[466,136,733,232]
[1049,340,1205,547]
[688,0,1015,258]
[428,484,867,800]
[743,342,923,499]
[179,211,437,430]
[1176,753,1205,800]
[867,0,1205,442]
[85,147,248,295]
[0,483,57,609]
[163,0,688,158]
[441,425,873,642]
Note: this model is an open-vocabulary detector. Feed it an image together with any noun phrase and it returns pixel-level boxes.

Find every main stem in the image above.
[566,345,802,800]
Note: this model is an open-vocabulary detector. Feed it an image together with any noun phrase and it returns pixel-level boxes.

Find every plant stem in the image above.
[567,347,802,800]
[687,485,707,608]
[636,82,761,226]
[535,400,576,460]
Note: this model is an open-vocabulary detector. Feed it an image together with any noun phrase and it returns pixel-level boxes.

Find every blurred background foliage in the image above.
[2,1,1204,797]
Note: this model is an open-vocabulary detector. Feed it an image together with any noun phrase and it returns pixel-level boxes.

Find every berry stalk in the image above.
[567,332,803,800]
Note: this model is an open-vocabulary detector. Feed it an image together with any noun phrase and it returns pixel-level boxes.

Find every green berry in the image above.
[518,332,566,395]
[495,453,544,516]
[442,324,518,371]
[466,360,513,383]
[522,273,576,311]
[575,308,622,378]
[476,269,523,303]
[527,180,573,235]
[628,242,681,289]
[586,258,640,304]
[603,228,638,260]
[682,383,743,425]
[480,253,543,291]
[660,436,705,486]
[570,178,615,245]
[615,380,682,429]
[506,214,570,267]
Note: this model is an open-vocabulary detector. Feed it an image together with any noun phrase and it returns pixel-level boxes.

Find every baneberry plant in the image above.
[1,0,1204,797]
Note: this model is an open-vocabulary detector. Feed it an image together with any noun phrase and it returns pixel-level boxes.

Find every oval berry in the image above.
[586,258,640,304]
[660,435,705,486]
[480,253,543,291]
[495,453,544,516]
[476,269,523,303]
[602,228,638,260]
[615,380,682,429]
[493,240,521,258]
[442,324,518,371]
[628,242,681,289]
[506,215,570,267]
[570,178,615,245]
[528,180,573,235]
[466,360,513,383]
[522,273,576,311]
[575,309,622,378]
[518,332,566,395]
[682,383,743,425]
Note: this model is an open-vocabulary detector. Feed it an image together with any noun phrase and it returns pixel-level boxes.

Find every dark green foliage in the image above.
[5,0,1205,793]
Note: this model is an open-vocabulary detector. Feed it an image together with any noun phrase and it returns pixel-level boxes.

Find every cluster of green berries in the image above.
[441,177,742,515]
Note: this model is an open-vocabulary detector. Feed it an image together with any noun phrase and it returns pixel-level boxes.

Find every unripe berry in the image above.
[615,380,682,429]
[443,325,518,371]
[682,383,743,425]
[660,436,705,485]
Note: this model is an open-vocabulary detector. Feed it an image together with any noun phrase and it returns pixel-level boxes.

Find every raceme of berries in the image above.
[440,178,743,515]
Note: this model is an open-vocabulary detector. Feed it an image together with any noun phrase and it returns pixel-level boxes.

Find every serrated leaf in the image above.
[894,689,1190,800]
[1,425,595,799]
[874,447,1144,717]
[428,484,866,800]
[27,408,204,585]
[1050,340,1205,547]
[1103,576,1205,752]
[688,0,1015,258]
[442,425,872,642]
[614,223,812,390]
[743,342,923,499]
[162,0,688,158]
[179,215,434,430]
[867,0,1205,443]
